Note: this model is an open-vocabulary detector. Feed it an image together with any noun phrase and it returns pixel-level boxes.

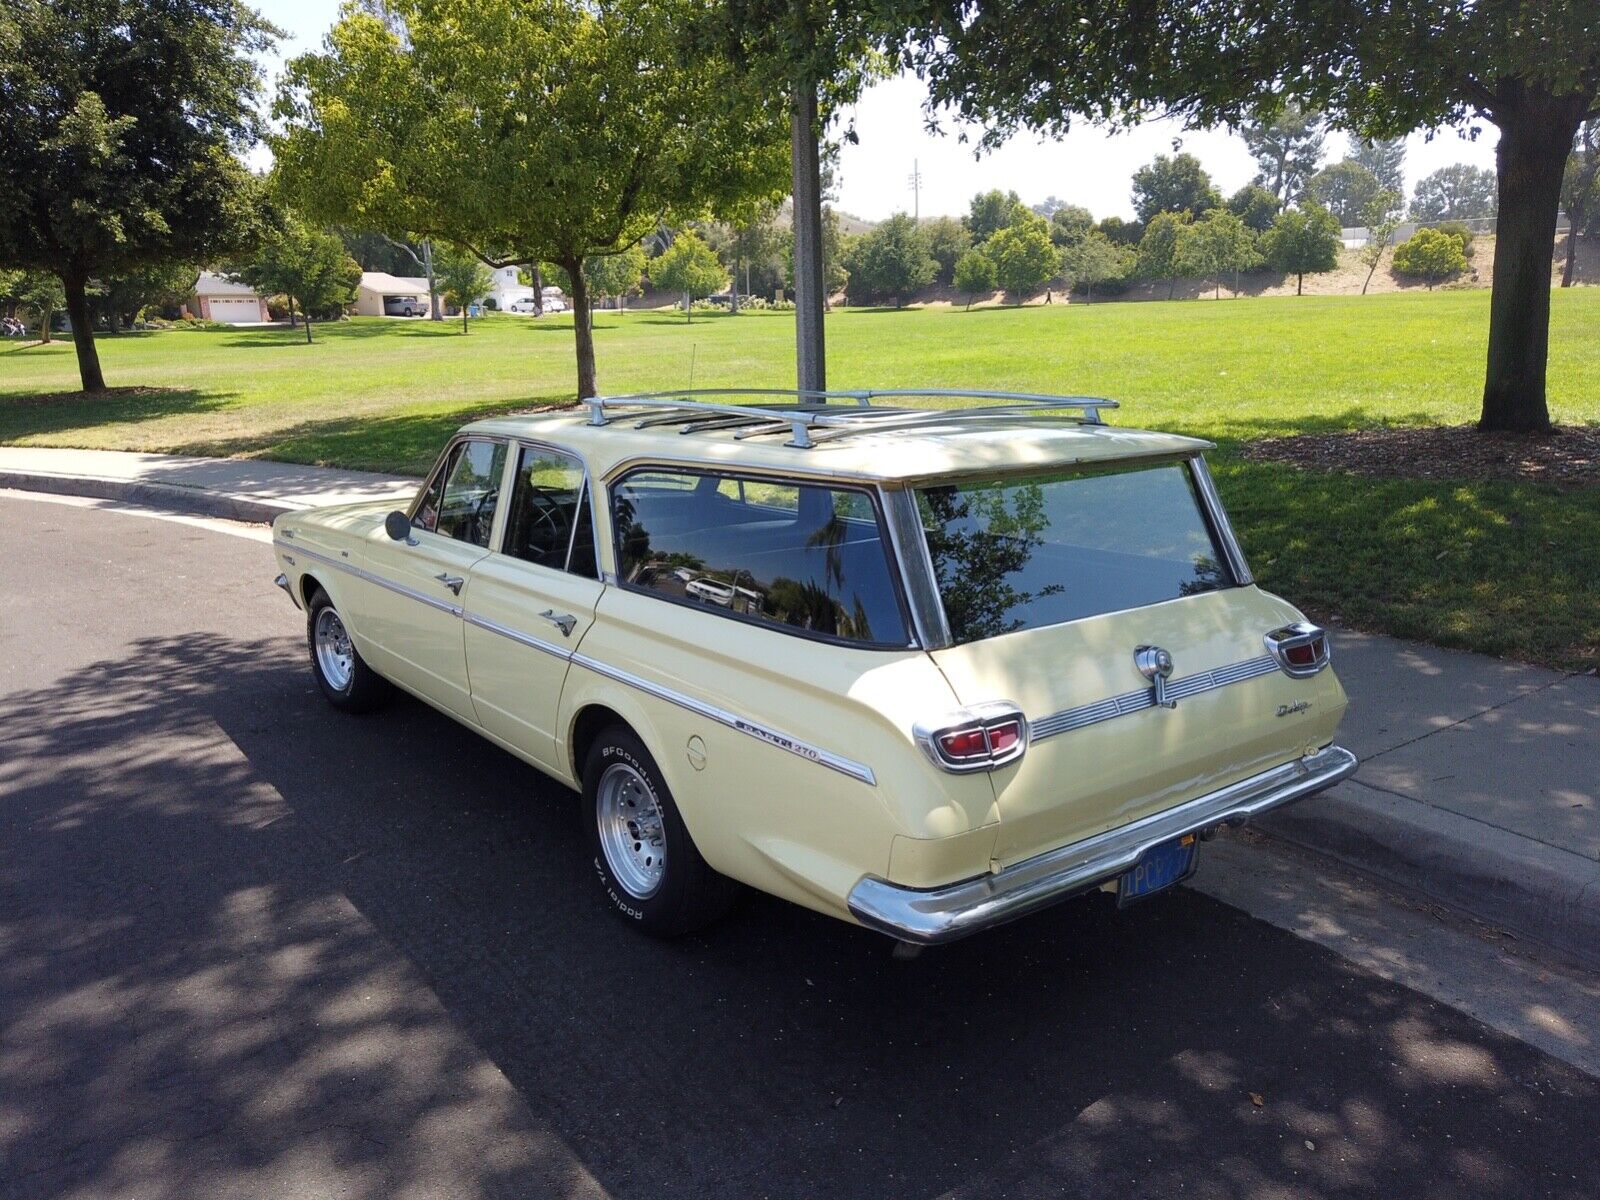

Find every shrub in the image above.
[1423,221,1476,257]
[1391,226,1469,288]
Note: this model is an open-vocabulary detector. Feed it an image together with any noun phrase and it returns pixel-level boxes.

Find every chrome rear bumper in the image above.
[847,744,1358,945]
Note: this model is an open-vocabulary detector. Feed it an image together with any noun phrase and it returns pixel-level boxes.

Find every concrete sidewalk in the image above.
[3,445,1596,964]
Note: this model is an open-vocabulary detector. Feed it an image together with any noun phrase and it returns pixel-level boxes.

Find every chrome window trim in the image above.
[1030,653,1280,740]
[1189,455,1254,586]
[500,437,602,580]
[410,434,512,550]
[881,486,951,650]
[274,538,875,785]
[568,650,877,786]
[408,435,469,524]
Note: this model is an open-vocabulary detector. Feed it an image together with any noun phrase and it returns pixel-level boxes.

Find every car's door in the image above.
[356,436,508,720]
[463,441,605,769]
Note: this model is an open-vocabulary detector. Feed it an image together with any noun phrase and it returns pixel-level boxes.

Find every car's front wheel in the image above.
[307,590,391,713]
[584,726,738,936]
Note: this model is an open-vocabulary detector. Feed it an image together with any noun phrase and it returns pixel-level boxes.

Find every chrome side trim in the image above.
[1030,654,1278,740]
[276,541,463,617]
[569,651,878,786]
[1190,456,1253,586]
[464,611,571,661]
[275,538,876,785]
[848,745,1358,943]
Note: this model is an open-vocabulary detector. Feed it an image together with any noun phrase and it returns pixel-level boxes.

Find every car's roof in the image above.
[460,406,1211,484]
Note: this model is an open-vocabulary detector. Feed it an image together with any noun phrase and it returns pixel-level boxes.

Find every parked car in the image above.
[271,390,1354,945]
[383,295,426,318]
[507,296,542,314]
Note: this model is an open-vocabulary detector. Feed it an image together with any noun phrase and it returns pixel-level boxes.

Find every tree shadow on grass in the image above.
[5,622,1599,1199]
[0,387,234,442]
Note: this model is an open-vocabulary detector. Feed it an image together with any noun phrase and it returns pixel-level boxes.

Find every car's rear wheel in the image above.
[584,725,737,936]
[307,590,391,713]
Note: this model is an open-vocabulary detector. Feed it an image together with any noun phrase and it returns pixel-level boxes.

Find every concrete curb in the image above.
[1259,780,1600,970]
[0,469,293,524]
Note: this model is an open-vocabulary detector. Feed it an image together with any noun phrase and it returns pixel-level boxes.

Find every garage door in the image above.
[207,298,261,324]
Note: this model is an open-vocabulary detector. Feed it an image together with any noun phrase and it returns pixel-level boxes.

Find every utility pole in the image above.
[791,82,826,396]
[908,159,922,221]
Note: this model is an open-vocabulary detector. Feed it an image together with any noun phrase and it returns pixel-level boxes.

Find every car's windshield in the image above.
[916,461,1231,644]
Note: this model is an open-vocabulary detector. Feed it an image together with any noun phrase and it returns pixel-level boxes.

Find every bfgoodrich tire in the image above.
[584,726,738,936]
[306,589,392,714]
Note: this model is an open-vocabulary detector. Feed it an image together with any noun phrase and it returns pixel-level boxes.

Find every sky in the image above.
[252,0,1499,223]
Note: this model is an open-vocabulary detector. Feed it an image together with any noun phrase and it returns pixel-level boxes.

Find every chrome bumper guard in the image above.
[848,744,1358,945]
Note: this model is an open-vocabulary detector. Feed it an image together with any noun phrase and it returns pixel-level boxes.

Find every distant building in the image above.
[189,272,270,324]
[354,272,433,317]
[486,265,532,311]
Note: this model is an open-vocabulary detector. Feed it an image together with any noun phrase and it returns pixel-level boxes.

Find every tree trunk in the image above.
[532,264,544,316]
[563,257,597,398]
[1480,95,1584,432]
[731,254,741,314]
[1362,253,1380,295]
[1166,277,1176,300]
[462,304,469,334]
[304,303,314,344]
[62,271,105,391]
[422,240,442,321]
[107,308,121,335]
[790,78,826,395]
[1562,229,1578,288]
[287,296,297,328]
[684,290,692,323]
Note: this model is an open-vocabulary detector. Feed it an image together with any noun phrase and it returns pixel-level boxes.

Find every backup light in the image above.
[1264,623,1331,678]
[915,702,1030,774]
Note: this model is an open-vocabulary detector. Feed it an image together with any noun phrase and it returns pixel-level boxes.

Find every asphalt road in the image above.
[2,493,1597,1200]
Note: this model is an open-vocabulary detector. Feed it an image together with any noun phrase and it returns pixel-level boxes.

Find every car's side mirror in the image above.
[384,510,415,543]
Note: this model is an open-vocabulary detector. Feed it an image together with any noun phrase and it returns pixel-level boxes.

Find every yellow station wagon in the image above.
[272,390,1355,946]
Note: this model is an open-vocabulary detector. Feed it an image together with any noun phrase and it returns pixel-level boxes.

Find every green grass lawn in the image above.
[2,291,1597,667]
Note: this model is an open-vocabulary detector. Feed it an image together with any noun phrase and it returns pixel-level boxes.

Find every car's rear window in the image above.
[917,462,1231,643]
[611,469,910,647]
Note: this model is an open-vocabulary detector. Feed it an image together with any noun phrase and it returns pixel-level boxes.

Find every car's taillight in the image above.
[1264,622,1331,677]
[915,702,1029,774]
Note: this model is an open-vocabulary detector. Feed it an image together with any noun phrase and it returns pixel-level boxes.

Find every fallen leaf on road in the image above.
[1250,1092,1264,1107]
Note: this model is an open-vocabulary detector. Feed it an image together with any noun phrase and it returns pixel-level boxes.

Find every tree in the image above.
[985,214,1059,302]
[0,0,271,391]
[1357,189,1405,294]
[896,0,1600,431]
[1392,226,1469,288]
[1130,153,1223,223]
[782,206,850,303]
[1351,137,1407,196]
[1175,208,1257,298]
[1048,205,1096,246]
[1226,184,1280,232]
[434,245,491,333]
[233,214,361,343]
[1097,216,1144,246]
[921,216,971,285]
[1307,160,1383,227]
[952,249,995,308]
[586,245,650,311]
[94,263,199,333]
[1061,231,1131,303]
[11,272,64,342]
[1410,164,1499,222]
[715,207,781,312]
[1241,104,1326,206]
[650,231,729,322]
[1262,204,1342,295]
[276,0,789,397]
[1560,121,1600,287]
[1135,211,1192,299]
[965,189,1028,243]
[842,212,936,306]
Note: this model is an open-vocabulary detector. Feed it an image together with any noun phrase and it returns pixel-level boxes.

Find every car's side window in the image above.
[502,444,598,577]
[413,444,461,533]
[611,468,911,647]
[433,439,507,548]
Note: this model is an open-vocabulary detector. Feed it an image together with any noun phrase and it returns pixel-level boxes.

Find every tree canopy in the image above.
[1410,165,1499,222]
[1392,227,1470,288]
[1351,138,1407,196]
[1226,185,1280,233]
[1061,231,1130,303]
[1262,205,1342,295]
[433,246,491,333]
[1307,160,1383,227]
[964,189,1028,243]
[1241,105,1326,206]
[0,0,272,390]
[1129,154,1222,224]
[275,0,790,396]
[985,213,1059,301]
[890,0,1600,430]
[650,231,729,321]
[952,248,995,307]
[843,212,935,306]
[232,213,360,343]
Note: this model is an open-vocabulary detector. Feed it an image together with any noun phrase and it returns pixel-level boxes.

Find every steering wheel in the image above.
[468,487,499,544]
[519,489,571,560]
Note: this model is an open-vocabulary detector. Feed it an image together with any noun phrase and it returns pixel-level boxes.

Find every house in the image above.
[189,272,270,324]
[486,265,532,311]
[354,272,433,317]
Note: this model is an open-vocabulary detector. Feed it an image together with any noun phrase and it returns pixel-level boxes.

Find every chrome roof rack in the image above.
[581,389,1118,449]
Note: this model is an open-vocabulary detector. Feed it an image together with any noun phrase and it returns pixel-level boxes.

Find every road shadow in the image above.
[3,627,1598,1199]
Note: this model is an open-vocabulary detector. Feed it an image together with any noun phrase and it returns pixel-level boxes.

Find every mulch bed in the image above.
[1242,424,1600,489]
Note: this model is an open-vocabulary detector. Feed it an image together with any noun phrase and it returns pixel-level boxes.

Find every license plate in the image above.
[1117,834,1198,906]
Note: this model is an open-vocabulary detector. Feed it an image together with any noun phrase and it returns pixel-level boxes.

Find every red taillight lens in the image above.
[1284,642,1317,668]
[938,727,989,759]
[986,720,1021,754]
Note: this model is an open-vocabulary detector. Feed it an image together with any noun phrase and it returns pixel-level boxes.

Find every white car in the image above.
[507,296,542,314]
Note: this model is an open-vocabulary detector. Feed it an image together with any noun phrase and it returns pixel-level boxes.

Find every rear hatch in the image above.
[914,457,1346,867]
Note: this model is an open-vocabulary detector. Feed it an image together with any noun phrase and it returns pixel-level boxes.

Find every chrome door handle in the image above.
[539,609,577,637]
[434,573,465,595]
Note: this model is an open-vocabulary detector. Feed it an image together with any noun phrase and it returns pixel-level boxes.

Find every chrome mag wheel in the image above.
[314,605,355,692]
[597,762,667,899]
